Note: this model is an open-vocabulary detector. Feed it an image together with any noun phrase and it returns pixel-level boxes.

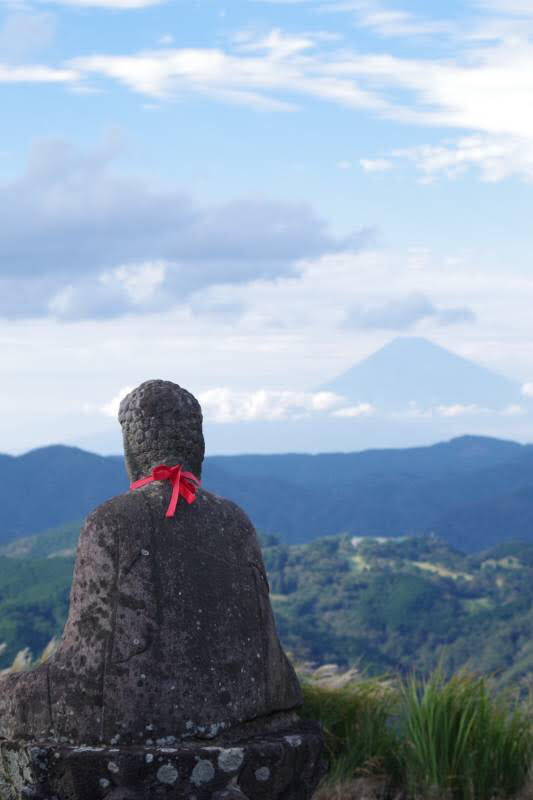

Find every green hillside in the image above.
[0,555,74,667]
[262,534,533,692]
[3,524,533,695]
[0,520,81,559]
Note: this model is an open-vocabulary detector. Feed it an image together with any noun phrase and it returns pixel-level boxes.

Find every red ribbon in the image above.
[130,464,200,517]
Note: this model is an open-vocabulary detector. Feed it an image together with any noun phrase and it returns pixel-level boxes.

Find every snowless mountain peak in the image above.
[320,337,521,410]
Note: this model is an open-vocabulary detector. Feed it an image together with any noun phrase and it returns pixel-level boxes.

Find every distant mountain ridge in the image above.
[2,436,533,552]
[0,445,127,541]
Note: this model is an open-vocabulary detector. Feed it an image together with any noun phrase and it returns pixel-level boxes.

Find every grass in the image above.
[301,678,402,788]
[301,662,533,800]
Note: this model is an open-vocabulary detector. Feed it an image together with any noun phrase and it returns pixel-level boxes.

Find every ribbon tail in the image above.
[165,468,182,517]
[181,471,200,487]
[180,482,197,504]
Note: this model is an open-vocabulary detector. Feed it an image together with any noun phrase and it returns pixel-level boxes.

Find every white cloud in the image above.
[317,2,456,37]
[324,45,533,140]
[521,383,533,397]
[100,386,134,418]
[48,286,75,317]
[197,388,346,422]
[0,63,77,83]
[310,391,346,411]
[332,403,375,418]
[234,28,316,58]
[337,160,353,169]
[360,158,392,172]
[100,261,167,304]
[48,262,169,320]
[358,10,453,37]
[436,403,490,417]
[306,8,533,180]
[394,135,533,182]
[501,404,525,416]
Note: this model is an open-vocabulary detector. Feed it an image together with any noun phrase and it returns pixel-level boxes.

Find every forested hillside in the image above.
[263,534,533,693]
[0,555,73,669]
[3,526,533,695]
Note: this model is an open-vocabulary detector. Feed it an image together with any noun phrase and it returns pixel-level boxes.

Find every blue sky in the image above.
[2,0,533,454]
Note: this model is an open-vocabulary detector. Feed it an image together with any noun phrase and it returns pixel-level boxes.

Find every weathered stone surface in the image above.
[0,721,326,799]
[0,380,326,798]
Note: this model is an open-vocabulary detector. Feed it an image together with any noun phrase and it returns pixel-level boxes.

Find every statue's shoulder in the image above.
[196,487,255,531]
[195,488,264,561]
[82,489,150,534]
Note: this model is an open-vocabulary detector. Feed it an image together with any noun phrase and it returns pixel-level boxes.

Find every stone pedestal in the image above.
[0,721,326,800]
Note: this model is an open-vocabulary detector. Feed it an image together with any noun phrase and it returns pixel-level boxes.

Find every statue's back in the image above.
[46,482,301,744]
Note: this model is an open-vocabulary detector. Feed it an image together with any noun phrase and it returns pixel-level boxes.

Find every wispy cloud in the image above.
[323,3,456,38]
[4,0,533,182]
[436,403,490,417]
[70,32,392,113]
[360,157,392,172]
[393,135,533,182]
[501,404,525,416]
[56,10,533,181]
[332,403,375,417]
[0,63,77,83]
[257,0,457,37]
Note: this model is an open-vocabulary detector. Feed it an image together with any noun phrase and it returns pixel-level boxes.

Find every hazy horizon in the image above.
[3,337,533,457]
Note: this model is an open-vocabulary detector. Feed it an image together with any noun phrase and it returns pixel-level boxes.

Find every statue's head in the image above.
[118,380,205,482]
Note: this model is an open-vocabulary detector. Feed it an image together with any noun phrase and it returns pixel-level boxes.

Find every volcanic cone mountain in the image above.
[320,337,523,412]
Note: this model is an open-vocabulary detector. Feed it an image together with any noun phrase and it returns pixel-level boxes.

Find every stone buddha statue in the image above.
[0,380,324,800]
[0,379,302,745]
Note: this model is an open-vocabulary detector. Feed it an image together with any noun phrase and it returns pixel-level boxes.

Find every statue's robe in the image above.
[0,484,301,744]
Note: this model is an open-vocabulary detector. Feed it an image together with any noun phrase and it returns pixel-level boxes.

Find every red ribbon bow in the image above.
[130,464,201,518]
